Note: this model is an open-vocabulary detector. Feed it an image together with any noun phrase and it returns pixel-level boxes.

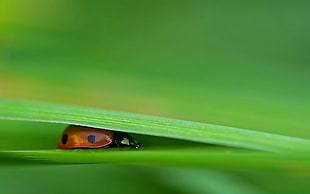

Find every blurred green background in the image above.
[1,0,310,193]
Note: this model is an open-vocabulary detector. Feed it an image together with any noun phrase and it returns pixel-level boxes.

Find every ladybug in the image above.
[57,125,140,149]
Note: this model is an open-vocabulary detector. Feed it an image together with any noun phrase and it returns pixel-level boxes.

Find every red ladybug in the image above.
[57,125,140,149]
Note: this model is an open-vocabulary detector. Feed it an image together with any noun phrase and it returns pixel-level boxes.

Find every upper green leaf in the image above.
[0,98,309,153]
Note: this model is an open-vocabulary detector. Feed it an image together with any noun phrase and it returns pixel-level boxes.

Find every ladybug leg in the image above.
[73,148,84,152]
[114,138,122,148]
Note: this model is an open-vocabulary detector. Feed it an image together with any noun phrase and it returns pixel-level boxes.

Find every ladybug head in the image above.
[114,132,141,149]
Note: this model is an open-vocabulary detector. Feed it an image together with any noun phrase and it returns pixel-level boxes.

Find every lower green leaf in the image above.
[1,149,310,172]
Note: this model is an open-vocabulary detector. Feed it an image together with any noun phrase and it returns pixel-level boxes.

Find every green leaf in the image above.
[0,98,309,153]
[1,149,310,171]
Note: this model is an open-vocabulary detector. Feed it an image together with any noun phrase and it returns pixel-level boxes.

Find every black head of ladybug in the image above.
[113,131,141,149]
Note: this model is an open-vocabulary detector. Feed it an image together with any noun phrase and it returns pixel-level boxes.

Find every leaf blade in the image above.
[0,98,309,153]
[1,149,310,172]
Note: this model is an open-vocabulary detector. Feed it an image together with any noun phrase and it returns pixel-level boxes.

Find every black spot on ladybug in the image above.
[62,134,68,144]
[87,135,96,143]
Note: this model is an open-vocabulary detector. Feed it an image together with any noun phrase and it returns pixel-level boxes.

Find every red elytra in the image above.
[57,125,115,149]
